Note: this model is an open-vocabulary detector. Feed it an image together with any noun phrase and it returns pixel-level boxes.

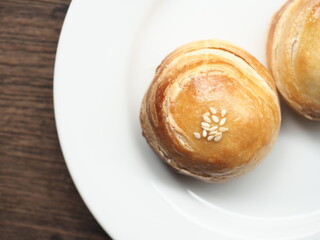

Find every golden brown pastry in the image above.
[140,40,281,182]
[267,0,320,120]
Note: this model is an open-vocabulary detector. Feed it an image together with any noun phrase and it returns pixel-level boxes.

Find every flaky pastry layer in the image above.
[141,40,281,182]
[267,0,320,120]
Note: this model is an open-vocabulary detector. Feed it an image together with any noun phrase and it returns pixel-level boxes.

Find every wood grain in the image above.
[0,1,112,239]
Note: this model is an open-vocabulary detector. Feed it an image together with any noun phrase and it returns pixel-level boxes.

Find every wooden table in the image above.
[0,1,111,239]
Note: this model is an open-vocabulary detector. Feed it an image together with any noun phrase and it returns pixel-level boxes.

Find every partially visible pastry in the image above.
[267,0,320,120]
[140,40,281,182]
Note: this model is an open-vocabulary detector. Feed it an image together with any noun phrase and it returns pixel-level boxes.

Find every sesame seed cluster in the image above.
[193,107,229,142]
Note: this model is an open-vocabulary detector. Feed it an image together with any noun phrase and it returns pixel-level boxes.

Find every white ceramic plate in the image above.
[54,0,320,239]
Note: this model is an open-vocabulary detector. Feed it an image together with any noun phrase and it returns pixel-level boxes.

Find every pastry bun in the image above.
[140,40,281,182]
[267,0,320,120]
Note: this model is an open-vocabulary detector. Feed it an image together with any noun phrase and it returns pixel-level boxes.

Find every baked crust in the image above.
[140,40,281,182]
[267,0,320,120]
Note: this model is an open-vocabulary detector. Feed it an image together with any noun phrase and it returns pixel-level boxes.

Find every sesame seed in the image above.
[207,136,214,141]
[214,135,223,142]
[209,126,218,131]
[209,131,218,135]
[203,112,210,117]
[202,126,210,131]
[210,107,217,114]
[212,115,219,123]
[221,109,227,117]
[193,132,201,139]
[202,130,208,137]
[203,116,211,123]
[201,122,210,128]
[219,118,226,126]
[219,127,229,132]
[215,132,222,137]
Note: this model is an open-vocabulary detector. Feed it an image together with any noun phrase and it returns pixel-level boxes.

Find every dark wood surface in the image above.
[0,1,111,239]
